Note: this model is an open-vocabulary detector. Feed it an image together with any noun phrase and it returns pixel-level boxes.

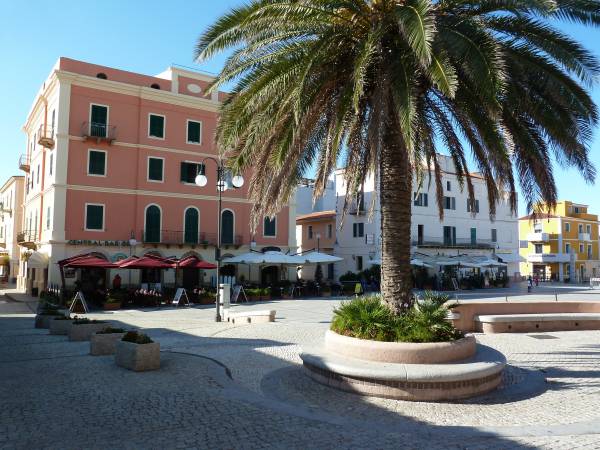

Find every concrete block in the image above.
[115,340,160,371]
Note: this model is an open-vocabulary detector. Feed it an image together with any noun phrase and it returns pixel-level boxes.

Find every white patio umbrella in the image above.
[410,258,433,268]
[296,251,343,264]
[222,251,304,265]
[479,259,507,267]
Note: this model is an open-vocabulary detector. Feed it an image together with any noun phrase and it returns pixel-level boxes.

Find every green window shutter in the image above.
[184,208,199,243]
[86,205,104,230]
[149,115,165,138]
[145,206,161,242]
[221,210,234,244]
[88,151,106,175]
[91,105,107,125]
[180,162,188,182]
[264,217,276,236]
[187,121,201,143]
[148,158,163,181]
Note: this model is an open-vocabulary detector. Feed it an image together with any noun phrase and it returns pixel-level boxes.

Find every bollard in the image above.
[555,291,558,302]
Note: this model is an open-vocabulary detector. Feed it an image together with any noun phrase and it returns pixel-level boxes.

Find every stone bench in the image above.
[474,313,600,333]
[226,310,276,325]
[300,344,505,401]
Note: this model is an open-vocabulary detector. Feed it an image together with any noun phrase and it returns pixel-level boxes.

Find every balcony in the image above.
[81,122,116,144]
[37,123,55,149]
[18,154,30,173]
[579,232,592,241]
[527,253,571,263]
[0,241,6,249]
[140,230,243,247]
[17,230,37,250]
[412,236,494,249]
[527,232,549,242]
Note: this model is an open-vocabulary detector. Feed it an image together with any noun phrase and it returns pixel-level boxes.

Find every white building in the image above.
[296,155,520,280]
[0,176,25,282]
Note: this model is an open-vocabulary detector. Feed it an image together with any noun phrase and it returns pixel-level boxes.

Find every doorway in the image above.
[261,266,279,286]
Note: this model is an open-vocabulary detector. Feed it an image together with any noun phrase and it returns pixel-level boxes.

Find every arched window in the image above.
[96,73,107,79]
[144,205,161,243]
[184,208,199,244]
[150,83,161,90]
[221,210,234,244]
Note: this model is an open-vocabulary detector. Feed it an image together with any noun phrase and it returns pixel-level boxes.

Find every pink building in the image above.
[19,58,296,294]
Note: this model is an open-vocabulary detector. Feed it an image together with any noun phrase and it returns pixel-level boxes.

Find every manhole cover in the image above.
[528,334,559,339]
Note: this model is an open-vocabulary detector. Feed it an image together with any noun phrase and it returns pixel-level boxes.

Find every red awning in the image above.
[117,255,173,269]
[175,255,217,269]
[61,255,117,268]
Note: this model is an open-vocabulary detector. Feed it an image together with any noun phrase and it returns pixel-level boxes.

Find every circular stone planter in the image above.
[325,330,476,364]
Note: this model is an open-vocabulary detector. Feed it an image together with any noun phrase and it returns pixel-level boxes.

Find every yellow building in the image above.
[519,201,599,282]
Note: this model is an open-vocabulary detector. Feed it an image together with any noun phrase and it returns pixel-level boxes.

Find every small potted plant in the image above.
[261,287,271,301]
[246,288,261,302]
[90,327,127,356]
[69,316,109,341]
[104,297,122,311]
[49,314,74,335]
[115,331,160,371]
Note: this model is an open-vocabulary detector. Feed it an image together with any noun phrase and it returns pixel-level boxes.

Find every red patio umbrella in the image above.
[117,255,173,269]
[175,255,217,269]
[62,255,117,268]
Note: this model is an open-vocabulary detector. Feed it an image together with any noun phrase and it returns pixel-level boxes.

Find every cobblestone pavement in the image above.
[2,294,600,449]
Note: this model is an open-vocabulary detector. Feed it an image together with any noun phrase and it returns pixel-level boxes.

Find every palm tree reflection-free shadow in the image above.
[0,312,545,449]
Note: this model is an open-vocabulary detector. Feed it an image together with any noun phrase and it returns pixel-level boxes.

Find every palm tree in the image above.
[195,0,599,313]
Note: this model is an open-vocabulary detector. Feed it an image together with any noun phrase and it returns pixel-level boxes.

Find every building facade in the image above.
[296,155,520,280]
[18,57,295,294]
[518,201,599,282]
[0,177,25,282]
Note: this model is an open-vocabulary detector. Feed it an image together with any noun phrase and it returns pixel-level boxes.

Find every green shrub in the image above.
[339,271,360,282]
[261,287,271,296]
[331,294,461,343]
[97,327,125,334]
[246,288,262,297]
[72,316,106,325]
[122,331,153,344]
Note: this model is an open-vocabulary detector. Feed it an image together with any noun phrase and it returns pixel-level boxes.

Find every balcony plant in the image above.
[69,317,109,341]
[115,331,160,371]
[90,327,127,356]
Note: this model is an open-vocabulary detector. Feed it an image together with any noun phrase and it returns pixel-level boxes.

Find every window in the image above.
[180,162,205,183]
[443,226,456,246]
[579,244,584,253]
[85,204,104,231]
[88,150,106,176]
[148,157,164,182]
[413,192,428,207]
[184,208,199,244]
[519,240,528,249]
[90,104,108,138]
[417,224,424,245]
[150,83,161,90]
[535,244,543,254]
[566,243,571,254]
[574,206,581,213]
[49,152,53,176]
[470,228,477,245]
[356,255,363,271]
[221,210,234,244]
[148,114,165,139]
[586,224,591,234]
[353,222,364,238]
[467,199,479,213]
[46,206,51,230]
[491,228,497,243]
[578,223,583,233]
[588,245,593,258]
[263,217,276,237]
[36,165,40,185]
[446,181,451,191]
[565,222,571,232]
[96,73,107,79]
[308,225,313,239]
[444,196,456,210]
[187,120,202,144]
[327,223,333,239]
[144,205,161,243]
[533,221,542,233]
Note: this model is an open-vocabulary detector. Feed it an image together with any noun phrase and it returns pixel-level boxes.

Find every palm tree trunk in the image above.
[379,122,413,314]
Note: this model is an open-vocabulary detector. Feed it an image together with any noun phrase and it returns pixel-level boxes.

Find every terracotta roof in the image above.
[296,210,336,222]
[518,213,559,220]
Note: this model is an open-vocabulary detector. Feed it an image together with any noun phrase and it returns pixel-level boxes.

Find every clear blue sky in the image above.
[1,0,599,216]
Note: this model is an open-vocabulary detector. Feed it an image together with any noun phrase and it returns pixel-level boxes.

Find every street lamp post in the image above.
[195,157,244,322]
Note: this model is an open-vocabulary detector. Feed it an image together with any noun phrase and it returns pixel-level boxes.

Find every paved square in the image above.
[2,290,600,449]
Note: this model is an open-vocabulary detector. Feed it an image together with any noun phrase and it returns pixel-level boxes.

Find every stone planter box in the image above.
[115,340,160,371]
[322,291,332,298]
[248,295,261,302]
[35,314,62,329]
[324,330,476,364]
[90,332,126,355]
[49,318,73,335]
[69,322,109,341]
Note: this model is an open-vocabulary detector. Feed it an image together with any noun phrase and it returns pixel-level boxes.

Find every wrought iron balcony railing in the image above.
[37,123,55,149]
[81,122,117,143]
